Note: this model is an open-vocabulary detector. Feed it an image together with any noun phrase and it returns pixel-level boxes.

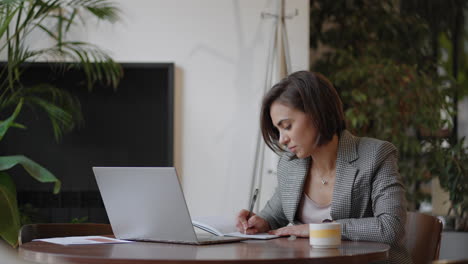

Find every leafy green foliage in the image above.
[429,138,468,217]
[0,0,123,141]
[0,98,25,141]
[0,0,122,247]
[71,216,88,223]
[0,155,61,194]
[0,171,20,247]
[19,203,42,225]
[0,101,61,247]
[310,0,467,209]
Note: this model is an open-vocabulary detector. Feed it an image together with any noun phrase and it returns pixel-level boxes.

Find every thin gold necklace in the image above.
[320,170,335,185]
[321,176,328,185]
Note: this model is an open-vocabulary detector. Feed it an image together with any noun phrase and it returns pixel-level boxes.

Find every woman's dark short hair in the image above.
[260,71,345,153]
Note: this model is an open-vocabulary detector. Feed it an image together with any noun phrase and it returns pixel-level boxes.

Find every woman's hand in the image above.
[236,209,270,235]
[269,224,309,237]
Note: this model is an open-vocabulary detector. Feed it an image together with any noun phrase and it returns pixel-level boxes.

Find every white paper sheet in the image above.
[225,231,280,240]
[34,236,134,245]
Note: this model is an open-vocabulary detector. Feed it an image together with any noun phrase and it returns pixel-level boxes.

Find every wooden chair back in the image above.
[18,223,113,245]
[405,212,443,264]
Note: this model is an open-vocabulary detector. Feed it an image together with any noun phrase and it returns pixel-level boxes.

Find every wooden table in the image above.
[19,238,390,264]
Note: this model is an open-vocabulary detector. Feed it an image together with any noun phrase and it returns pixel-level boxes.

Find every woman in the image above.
[236,71,411,264]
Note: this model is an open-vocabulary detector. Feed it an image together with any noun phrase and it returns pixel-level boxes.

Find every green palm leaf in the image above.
[0,172,20,247]
[0,154,62,247]
[0,3,19,39]
[0,98,25,141]
[0,156,61,194]
[8,84,83,141]
[70,0,120,23]
[27,42,122,90]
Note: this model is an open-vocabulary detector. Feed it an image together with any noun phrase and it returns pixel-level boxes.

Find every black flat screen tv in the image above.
[0,62,174,223]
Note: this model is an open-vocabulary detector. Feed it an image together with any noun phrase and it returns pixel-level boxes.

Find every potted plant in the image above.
[0,0,122,247]
[429,138,468,231]
[309,0,467,210]
[0,99,61,247]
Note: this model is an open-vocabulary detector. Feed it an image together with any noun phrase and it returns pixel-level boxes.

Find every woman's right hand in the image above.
[236,209,271,235]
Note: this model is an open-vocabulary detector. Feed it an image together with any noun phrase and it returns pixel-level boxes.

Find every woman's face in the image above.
[270,101,318,158]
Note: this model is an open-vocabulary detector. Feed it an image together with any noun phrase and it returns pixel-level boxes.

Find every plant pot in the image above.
[454,216,467,231]
[439,215,456,231]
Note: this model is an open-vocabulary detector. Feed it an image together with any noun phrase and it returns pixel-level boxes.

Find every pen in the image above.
[245,188,259,234]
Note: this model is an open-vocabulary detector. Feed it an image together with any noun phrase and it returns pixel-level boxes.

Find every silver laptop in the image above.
[93,167,246,245]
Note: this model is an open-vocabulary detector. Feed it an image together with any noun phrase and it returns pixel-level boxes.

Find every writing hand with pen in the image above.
[235,188,311,237]
[235,189,270,235]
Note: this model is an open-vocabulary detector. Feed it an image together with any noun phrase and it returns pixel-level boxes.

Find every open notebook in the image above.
[192,216,279,239]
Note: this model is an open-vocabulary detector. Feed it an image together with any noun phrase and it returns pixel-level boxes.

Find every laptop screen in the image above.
[93,167,198,242]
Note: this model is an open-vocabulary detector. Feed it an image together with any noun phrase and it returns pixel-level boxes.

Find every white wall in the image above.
[95,0,309,218]
[13,0,310,218]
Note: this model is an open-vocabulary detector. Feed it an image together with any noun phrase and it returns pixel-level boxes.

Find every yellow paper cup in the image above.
[309,222,341,248]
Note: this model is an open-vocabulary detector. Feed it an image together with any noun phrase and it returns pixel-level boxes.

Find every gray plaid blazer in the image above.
[258,130,412,264]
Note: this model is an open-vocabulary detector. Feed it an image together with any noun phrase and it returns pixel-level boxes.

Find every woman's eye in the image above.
[285,125,292,130]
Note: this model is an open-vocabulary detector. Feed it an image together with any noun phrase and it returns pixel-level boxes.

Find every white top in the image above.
[297,193,332,224]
